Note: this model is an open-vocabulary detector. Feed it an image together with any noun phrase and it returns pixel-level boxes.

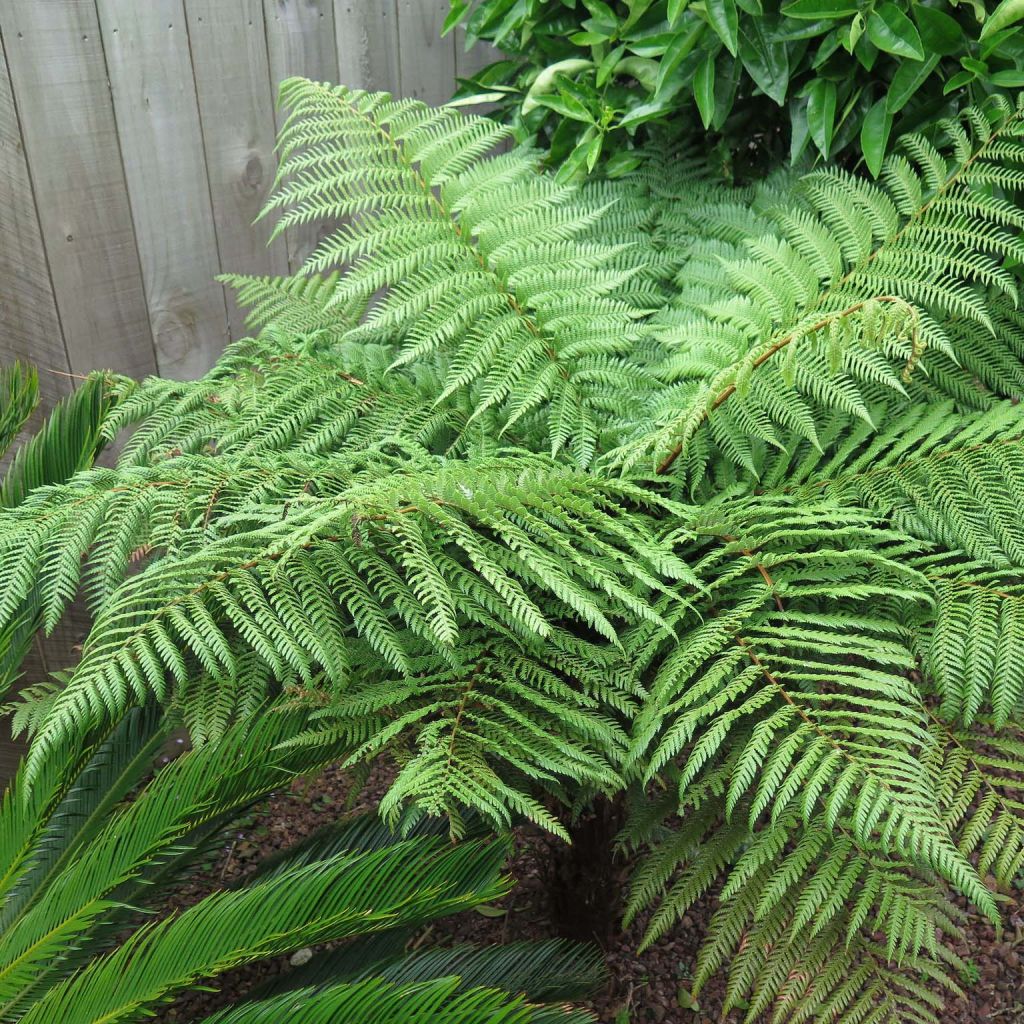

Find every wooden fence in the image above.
[0,0,490,414]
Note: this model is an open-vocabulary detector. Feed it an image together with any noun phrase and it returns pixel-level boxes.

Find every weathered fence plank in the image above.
[264,0,339,270]
[0,0,157,380]
[96,0,229,379]
[334,0,400,94]
[398,0,455,106]
[185,0,289,339]
[0,31,71,401]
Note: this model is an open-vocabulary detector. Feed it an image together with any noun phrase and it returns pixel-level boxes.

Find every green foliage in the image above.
[0,372,116,695]
[0,363,39,461]
[5,81,1024,1020]
[447,0,1024,177]
[0,705,598,1023]
[199,978,594,1024]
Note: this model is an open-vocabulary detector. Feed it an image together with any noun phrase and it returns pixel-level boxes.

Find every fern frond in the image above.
[614,97,1024,480]
[262,80,663,463]
[925,715,1024,886]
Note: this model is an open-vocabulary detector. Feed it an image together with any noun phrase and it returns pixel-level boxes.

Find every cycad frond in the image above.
[0,372,117,694]
[0,363,38,465]
[197,977,593,1024]
[0,705,595,1023]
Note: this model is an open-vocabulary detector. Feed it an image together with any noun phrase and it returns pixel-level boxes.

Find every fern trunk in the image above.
[545,797,626,946]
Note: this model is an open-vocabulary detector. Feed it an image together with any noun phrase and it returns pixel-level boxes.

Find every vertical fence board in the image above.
[397,0,454,106]
[184,0,288,339]
[0,0,157,380]
[334,0,399,93]
[96,0,229,380]
[264,0,338,270]
[0,30,71,403]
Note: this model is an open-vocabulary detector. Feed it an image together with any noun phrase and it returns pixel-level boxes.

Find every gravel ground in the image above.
[154,763,1024,1024]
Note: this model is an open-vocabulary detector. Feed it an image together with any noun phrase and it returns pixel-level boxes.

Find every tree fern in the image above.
[4,81,1024,1021]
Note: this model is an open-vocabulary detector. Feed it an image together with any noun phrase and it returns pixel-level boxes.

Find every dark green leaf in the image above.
[712,45,743,127]
[618,96,677,127]
[655,23,708,95]
[706,0,740,55]
[442,2,469,36]
[943,68,976,94]
[989,68,1024,85]
[521,59,595,114]
[789,96,810,162]
[668,0,690,24]
[625,29,679,55]
[779,18,841,41]
[555,129,599,182]
[739,21,790,104]
[886,53,938,112]
[866,3,925,60]
[981,0,1024,39]
[847,9,866,49]
[812,25,844,65]
[603,150,644,176]
[597,44,627,86]
[781,0,860,17]
[621,0,658,32]
[535,92,595,122]
[582,0,620,35]
[694,52,716,128]
[913,6,963,56]
[615,55,660,90]
[570,30,610,44]
[860,96,891,176]
[806,78,837,157]
[980,27,1024,58]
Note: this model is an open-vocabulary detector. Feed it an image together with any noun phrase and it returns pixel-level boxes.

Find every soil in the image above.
[154,762,1024,1024]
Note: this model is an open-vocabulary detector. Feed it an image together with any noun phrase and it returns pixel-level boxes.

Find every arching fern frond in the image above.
[19,454,690,831]
[613,96,1024,482]
[263,80,661,464]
